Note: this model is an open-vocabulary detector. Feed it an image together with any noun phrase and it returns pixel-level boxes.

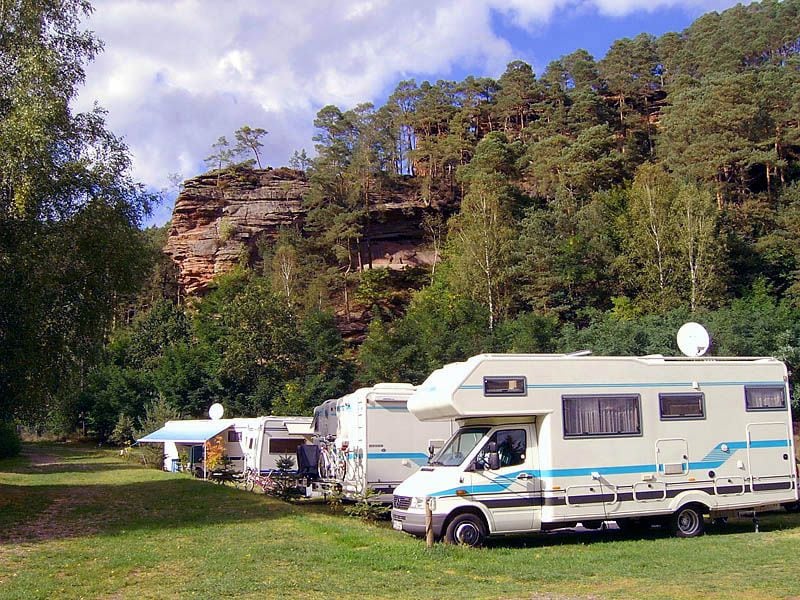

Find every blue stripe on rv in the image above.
[459,380,785,390]
[427,438,791,497]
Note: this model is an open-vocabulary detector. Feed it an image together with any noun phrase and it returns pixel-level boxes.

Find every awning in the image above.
[137,420,232,444]
[285,422,314,436]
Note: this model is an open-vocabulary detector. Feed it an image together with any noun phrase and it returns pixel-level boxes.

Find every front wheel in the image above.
[671,505,705,538]
[444,513,487,547]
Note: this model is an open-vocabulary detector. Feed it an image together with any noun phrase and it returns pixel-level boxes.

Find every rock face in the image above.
[165,167,445,297]
[165,168,309,296]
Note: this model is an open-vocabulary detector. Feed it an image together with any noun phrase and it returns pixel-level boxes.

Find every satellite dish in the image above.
[677,322,710,357]
[208,403,224,420]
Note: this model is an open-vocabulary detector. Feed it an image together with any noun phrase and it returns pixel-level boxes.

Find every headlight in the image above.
[409,496,435,511]
[410,496,426,510]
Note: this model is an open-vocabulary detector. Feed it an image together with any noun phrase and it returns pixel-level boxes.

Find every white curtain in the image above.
[564,395,640,436]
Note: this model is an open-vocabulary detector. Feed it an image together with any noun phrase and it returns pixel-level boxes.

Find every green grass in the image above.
[2,444,800,599]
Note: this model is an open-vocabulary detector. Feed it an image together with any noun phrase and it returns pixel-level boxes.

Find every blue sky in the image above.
[72,0,742,227]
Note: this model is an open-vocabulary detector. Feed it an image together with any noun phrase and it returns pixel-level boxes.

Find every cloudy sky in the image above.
[74,0,741,226]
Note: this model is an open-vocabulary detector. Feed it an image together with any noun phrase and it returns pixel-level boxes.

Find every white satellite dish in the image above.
[208,403,224,420]
[677,322,710,357]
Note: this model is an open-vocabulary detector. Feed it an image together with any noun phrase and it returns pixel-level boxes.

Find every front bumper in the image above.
[391,509,446,538]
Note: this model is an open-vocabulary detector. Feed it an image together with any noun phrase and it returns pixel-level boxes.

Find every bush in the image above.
[0,421,22,458]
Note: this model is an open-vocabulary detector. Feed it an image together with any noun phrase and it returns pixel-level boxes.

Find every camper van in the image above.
[391,353,798,546]
[313,383,454,501]
[138,416,313,476]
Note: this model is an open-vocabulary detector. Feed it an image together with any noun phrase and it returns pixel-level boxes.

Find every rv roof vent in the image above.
[373,383,415,390]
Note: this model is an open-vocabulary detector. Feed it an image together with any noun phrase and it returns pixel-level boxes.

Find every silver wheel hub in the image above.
[455,522,480,545]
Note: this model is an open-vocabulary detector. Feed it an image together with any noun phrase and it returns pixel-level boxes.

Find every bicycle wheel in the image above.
[318,450,332,479]
[335,453,347,480]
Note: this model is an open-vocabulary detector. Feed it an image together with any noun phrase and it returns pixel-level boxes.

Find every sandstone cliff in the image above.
[165,167,449,297]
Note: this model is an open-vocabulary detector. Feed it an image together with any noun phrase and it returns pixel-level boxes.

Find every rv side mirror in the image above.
[487,441,500,471]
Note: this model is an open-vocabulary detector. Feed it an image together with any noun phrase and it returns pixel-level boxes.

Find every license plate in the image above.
[392,519,403,531]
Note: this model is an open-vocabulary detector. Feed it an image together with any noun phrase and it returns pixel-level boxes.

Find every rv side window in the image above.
[269,438,304,454]
[745,386,786,411]
[563,395,641,438]
[659,393,705,420]
[227,431,242,442]
[475,429,526,469]
[484,376,527,396]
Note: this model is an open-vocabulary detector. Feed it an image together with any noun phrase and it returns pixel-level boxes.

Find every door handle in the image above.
[516,473,534,480]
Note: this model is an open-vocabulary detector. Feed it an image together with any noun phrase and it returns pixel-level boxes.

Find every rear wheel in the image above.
[671,505,705,538]
[444,513,487,547]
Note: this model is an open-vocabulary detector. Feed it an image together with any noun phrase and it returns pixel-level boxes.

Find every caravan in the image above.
[391,353,798,545]
[138,416,313,476]
[313,383,454,501]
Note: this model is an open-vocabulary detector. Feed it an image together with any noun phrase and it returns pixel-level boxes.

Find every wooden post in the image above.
[425,497,434,548]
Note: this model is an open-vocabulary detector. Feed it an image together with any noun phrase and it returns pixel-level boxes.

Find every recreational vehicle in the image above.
[314,383,455,501]
[391,353,799,546]
[138,416,313,476]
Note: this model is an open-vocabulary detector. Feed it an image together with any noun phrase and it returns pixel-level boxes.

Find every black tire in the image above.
[444,513,487,547]
[671,505,705,538]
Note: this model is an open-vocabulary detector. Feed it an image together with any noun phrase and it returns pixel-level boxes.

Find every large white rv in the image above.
[391,353,798,545]
[138,416,313,476]
[314,383,454,501]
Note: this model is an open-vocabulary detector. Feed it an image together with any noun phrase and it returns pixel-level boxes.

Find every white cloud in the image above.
[73,0,740,224]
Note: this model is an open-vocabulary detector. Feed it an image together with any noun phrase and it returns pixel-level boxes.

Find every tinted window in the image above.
[659,393,705,420]
[745,386,786,411]
[484,376,527,396]
[475,429,527,469]
[269,438,304,454]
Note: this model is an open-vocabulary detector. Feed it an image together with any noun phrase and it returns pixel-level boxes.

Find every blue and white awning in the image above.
[137,419,232,444]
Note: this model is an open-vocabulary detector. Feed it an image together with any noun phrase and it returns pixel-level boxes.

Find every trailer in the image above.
[313,383,454,501]
[138,416,313,476]
[391,353,799,545]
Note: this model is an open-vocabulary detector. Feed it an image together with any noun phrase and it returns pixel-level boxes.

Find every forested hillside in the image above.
[3,0,800,443]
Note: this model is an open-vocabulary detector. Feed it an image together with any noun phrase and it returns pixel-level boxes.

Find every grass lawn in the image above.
[2,444,800,599]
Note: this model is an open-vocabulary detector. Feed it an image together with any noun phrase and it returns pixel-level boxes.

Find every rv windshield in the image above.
[431,427,490,466]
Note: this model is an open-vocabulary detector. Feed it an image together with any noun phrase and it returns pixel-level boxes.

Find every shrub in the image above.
[0,421,22,458]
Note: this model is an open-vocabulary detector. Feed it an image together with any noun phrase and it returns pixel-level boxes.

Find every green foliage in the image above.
[344,488,391,522]
[0,422,21,458]
[0,0,155,425]
[109,414,136,447]
[275,455,296,471]
[358,275,491,383]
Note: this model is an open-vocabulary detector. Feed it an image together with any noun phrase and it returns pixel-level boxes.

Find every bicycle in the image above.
[317,437,347,481]
[239,467,274,493]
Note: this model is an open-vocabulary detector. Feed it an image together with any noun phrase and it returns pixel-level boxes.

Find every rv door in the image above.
[469,423,541,533]
[746,422,794,492]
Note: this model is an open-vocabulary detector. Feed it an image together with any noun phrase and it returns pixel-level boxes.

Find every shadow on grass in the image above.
[0,476,304,546]
[484,511,800,549]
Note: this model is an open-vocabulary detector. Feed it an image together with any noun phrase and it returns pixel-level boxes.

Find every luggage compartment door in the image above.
[656,438,689,476]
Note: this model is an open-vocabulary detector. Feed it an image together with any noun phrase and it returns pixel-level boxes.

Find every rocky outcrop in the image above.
[165,167,450,297]
[165,167,309,296]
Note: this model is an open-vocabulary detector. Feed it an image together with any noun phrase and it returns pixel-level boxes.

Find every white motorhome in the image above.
[391,353,798,545]
[138,416,313,476]
[314,383,454,501]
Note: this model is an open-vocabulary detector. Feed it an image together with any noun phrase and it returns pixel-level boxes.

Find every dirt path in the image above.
[1,451,103,545]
